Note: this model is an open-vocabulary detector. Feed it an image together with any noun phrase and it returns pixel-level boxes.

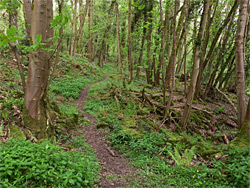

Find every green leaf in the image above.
[7,26,17,36]
[35,34,42,45]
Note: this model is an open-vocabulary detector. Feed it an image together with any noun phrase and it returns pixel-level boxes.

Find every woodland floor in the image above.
[75,74,138,187]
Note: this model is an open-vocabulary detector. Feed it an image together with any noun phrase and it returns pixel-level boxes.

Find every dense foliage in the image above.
[0,138,100,188]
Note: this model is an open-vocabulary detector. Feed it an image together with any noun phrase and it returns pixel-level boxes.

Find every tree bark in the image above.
[165,0,178,117]
[98,0,115,67]
[23,0,32,37]
[181,0,210,129]
[24,0,54,139]
[115,0,124,80]
[72,0,89,56]
[88,0,93,61]
[128,0,133,83]
[195,0,238,96]
[70,0,78,56]
[235,0,248,127]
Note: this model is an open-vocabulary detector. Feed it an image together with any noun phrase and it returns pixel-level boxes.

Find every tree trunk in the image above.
[23,0,54,139]
[195,0,238,96]
[98,0,115,67]
[72,0,89,56]
[155,0,170,86]
[231,99,250,146]
[165,0,178,117]
[88,0,93,61]
[136,11,148,78]
[145,1,154,84]
[23,0,32,37]
[181,0,210,129]
[128,0,133,83]
[115,0,124,80]
[235,0,248,127]
[70,0,78,56]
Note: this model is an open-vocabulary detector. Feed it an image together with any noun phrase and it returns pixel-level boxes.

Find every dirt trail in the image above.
[76,74,136,188]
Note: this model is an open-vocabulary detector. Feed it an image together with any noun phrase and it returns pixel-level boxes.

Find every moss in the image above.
[96,122,112,129]
[231,120,250,147]
[123,119,136,128]
[9,125,26,139]
[121,126,143,138]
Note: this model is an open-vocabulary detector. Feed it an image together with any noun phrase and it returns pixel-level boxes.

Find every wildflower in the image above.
[197,170,199,173]
[145,163,147,166]
[44,180,46,183]
[169,173,171,175]
[193,175,195,178]
[198,175,200,179]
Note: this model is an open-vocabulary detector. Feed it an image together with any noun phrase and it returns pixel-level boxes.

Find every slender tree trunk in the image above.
[115,0,124,80]
[23,0,32,37]
[146,1,154,84]
[165,0,178,117]
[88,0,93,61]
[98,0,115,67]
[181,0,210,129]
[235,0,248,127]
[128,0,133,83]
[183,0,189,95]
[72,0,89,56]
[136,14,148,77]
[155,0,169,86]
[195,0,238,96]
[70,0,78,56]
[24,0,54,139]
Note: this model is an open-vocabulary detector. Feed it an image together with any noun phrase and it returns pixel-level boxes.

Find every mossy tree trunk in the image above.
[23,0,54,140]
[231,100,250,146]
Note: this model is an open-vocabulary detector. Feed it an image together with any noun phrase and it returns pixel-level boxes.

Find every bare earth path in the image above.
[76,74,137,188]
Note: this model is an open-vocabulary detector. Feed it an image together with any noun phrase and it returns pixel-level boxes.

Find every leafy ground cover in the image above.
[1,56,249,187]
[0,137,100,188]
[84,65,250,187]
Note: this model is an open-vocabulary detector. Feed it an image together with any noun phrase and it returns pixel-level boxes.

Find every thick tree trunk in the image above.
[235,0,248,127]
[24,0,54,139]
[181,0,210,128]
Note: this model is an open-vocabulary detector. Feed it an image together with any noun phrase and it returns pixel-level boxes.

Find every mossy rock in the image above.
[9,125,26,139]
[123,119,136,128]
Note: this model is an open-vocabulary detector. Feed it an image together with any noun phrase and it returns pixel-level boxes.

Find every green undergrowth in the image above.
[0,137,100,188]
[49,55,105,101]
[84,67,250,187]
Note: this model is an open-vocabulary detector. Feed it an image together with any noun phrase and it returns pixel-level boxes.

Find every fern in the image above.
[168,146,196,167]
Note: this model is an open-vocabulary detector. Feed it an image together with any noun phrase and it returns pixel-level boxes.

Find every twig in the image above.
[215,88,238,114]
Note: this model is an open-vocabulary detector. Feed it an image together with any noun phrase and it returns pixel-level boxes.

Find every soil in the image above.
[76,74,137,188]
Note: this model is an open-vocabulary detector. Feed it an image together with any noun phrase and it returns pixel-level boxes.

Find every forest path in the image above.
[76,74,137,188]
